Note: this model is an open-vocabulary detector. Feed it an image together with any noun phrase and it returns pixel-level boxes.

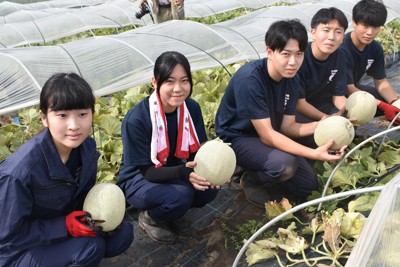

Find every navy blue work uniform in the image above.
[297,42,348,121]
[215,58,318,197]
[118,97,218,222]
[341,32,386,105]
[0,129,133,267]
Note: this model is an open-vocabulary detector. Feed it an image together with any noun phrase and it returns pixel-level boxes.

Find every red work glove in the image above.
[66,211,102,238]
[377,101,400,125]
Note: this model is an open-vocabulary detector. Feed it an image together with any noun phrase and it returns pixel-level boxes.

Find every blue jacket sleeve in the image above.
[0,174,66,255]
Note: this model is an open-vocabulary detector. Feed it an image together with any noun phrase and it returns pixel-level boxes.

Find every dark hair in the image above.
[264,19,308,52]
[40,72,95,115]
[311,7,348,31]
[353,0,387,27]
[153,51,193,96]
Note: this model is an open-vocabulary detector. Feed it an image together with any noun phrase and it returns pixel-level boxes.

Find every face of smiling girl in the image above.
[41,108,93,163]
[152,64,191,113]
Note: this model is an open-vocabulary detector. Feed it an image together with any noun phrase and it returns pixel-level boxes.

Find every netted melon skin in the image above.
[83,183,126,232]
[194,140,236,186]
[314,116,355,150]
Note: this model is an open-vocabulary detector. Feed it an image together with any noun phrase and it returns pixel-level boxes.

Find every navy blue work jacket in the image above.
[0,128,99,265]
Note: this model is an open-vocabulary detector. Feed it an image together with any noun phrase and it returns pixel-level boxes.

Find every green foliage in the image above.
[0,107,43,161]
[215,213,273,250]
[377,20,400,55]
[192,63,244,138]
[189,8,253,24]
[308,137,400,213]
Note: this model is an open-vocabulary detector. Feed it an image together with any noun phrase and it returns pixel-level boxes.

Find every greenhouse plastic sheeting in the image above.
[2,0,399,48]
[0,0,107,16]
[0,19,258,115]
[345,172,400,266]
[0,0,143,48]
[0,0,274,48]
[0,0,277,48]
[0,0,399,115]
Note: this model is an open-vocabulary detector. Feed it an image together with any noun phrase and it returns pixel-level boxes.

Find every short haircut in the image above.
[311,7,348,31]
[40,72,95,114]
[353,0,387,27]
[264,19,308,52]
[153,51,193,97]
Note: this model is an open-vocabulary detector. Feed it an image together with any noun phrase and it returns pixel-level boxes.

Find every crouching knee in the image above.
[104,221,134,257]
[279,165,296,181]
[71,237,106,266]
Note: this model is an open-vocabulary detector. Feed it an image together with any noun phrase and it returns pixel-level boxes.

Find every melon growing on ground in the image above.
[314,116,355,150]
[194,139,236,186]
[345,91,377,125]
[83,183,126,232]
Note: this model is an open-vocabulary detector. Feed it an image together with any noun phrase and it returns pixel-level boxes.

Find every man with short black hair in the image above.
[297,7,348,123]
[341,0,400,124]
[215,20,346,208]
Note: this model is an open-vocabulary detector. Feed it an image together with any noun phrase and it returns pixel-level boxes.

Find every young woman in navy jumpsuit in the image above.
[118,51,219,244]
[0,73,133,266]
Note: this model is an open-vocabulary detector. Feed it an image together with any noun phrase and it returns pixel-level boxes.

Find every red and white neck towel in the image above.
[149,91,200,168]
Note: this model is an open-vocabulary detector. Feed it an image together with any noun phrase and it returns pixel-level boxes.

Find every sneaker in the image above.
[169,215,191,235]
[240,171,271,208]
[138,211,177,244]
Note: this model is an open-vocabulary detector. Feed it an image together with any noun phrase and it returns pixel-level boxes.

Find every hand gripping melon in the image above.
[194,139,237,186]
[314,116,355,150]
[345,91,377,125]
[83,183,126,232]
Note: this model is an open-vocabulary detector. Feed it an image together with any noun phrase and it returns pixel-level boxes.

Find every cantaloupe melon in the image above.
[345,91,377,125]
[194,139,236,186]
[314,116,355,150]
[83,183,126,232]
[392,99,400,109]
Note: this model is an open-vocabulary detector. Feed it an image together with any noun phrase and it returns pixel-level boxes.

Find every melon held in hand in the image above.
[314,116,355,150]
[194,139,237,186]
[345,91,377,125]
[83,183,126,232]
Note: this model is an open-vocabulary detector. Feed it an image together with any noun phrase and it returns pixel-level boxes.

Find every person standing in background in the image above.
[138,0,184,24]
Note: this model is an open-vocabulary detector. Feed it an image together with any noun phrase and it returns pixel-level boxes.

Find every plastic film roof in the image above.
[0,0,399,115]
[0,0,144,48]
[0,0,314,48]
[3,0,399,48]
[0,0,107,16]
